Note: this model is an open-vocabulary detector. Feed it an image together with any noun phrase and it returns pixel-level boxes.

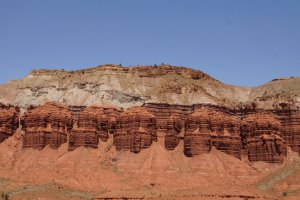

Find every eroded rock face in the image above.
[165,115,184,150]
[14,100,298,163]
[21,102,72,149]
[274,109,300,155]
[283,111,300,155]
[241,113,286,163]
[143,103,192,132]
[102,106,124,135]
[68,106,122,151]
[184,108,241,158]
[69,106,107,151]
[0,103,19,142]
[114,107,157,153]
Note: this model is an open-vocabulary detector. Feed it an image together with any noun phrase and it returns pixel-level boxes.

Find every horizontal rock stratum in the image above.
[0,64,299,199]
[0,64,299,161]
[0,64,299,109]
[0,100,298,164]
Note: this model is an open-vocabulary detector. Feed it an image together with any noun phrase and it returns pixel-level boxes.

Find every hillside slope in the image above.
[0,64,253,108]
[0,64,299,110]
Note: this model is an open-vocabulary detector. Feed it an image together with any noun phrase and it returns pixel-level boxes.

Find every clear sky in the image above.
[0,0,299,86]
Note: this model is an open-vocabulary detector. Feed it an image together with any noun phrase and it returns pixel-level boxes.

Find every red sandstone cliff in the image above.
[184,108,241,159]
[241,112,286,163]
[273,105,300,155]
[0,64,297,164]
[0,103,19,142]
[21,102,72,149]
[114,107,157,153]
[69,106,122,151]
[1,101,292,164]
[0,65,299,199]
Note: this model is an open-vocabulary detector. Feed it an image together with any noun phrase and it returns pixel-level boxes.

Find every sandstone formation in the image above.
[241,112,286,163]
[69,106,107,151]
[0,64,298,163]
[68,106,122,151]
[102,106,124,135]
[143,103,193,132]
[164,115,184,150]
[0,103,19,142]
[184,108,241,158]
[281,110,300,155]
[21,102,72,149]
[272,103,300,155]
[0,65,300,199]
[114,107,157,153]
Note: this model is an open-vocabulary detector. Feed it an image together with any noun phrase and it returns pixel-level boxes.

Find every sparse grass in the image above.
[256,160,300,191]
[1,182,93,200]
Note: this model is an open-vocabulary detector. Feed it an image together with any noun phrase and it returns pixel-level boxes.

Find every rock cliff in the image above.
[184,108,241,158]
[241,112,286,163]
[272,103,300,155]
[0,64,298,164]
[68,106,122,151]
[0,103,19,142]
[114,107,157,153]
[69,106,107,151]
[0,65,299,200]
[12,100,298,163]
[164,115,184,150]
[21,102,72,149]
[143,103,193,132]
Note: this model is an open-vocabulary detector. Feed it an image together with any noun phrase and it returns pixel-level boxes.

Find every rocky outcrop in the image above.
[114,107,157,153]
[21,102,72,149]
[68,106,122,151]
[69,106,107,151]
[102,106,124,135]
[184,108,241,158]
[3,98,296,163]
[282,110,300,155]
[184,109,212,156]
[273,105,300,155]
[0,103,19,142]
[68,127,99,151]
[241,113,286,163]
[165,115,184,150]
[143,103,193,131]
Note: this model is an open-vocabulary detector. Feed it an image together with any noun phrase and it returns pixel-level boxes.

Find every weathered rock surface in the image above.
[0,103,19,142]
[281,110,300,155]
[21,102,72,149]
[164,115,184,150]
[114,107,157,153]
[143,103,193,132]
[102,106,124,135]
[68,106,122,151]
[69,106,107,151]
[184,108,241,158]
[270,102,300,155]
[241,112,286,163]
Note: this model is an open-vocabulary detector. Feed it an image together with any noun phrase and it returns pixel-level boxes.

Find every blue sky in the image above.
[0,0,299,86]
